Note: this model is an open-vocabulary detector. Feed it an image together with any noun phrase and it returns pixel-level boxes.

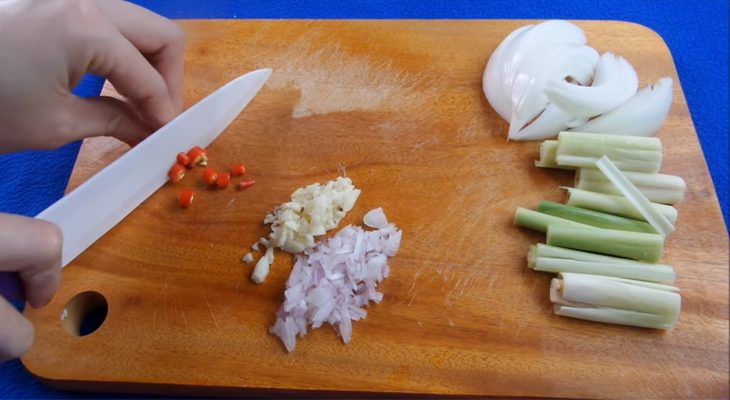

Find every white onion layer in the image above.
[545,52,639,118]
[570,78,674,136]
[508,43,599,136]
[483,25,532,121]
[510,100,576,141]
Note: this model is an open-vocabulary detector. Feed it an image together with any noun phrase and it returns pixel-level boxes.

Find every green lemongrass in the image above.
[547,225,664,262]
[553,305,677,330]
[579,168,686,192]
[528,243,644,267]
[537,201,655,233]
[565,188,678,224]
[576,167,686,205]
[528,244,676,283]
[534,257,675,284]
[554,131,662,173]
[514,207,593,233]
[550,273,680,316]
[595,156,675,237]
[550,272,680,329]
[535,140,574,169]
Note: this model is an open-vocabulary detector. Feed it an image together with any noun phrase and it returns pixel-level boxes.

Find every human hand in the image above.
[0,214,61,363]
[0,0,185,153]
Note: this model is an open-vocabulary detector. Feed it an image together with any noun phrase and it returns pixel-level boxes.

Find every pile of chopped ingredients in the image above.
[515,132,685,330]
[167,146,255,208]
[243,177,402,351]
[483,20,673,140]
[270,208,402,352]
[244,176,361,284]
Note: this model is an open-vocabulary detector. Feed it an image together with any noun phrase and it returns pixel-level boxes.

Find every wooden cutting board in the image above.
[22,20,729,398]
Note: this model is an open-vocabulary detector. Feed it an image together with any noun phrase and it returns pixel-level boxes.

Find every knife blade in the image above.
[0,68,272,302]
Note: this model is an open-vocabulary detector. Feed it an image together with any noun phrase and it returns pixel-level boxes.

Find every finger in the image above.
[87,25,176,129]
[61,95,150,146]
[95,0,185,113]
[0,214,62,308]
[0,297,34,362]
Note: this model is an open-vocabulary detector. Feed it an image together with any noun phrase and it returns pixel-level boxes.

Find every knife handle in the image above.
[0,272,24,302]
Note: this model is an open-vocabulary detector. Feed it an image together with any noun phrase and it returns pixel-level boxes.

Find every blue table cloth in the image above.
[1,1,727,398]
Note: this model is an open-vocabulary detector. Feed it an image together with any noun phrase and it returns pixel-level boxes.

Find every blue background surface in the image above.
[1,1,727,398]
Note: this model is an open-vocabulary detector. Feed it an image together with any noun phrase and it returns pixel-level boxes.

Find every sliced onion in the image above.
[508,43,599,135]
[510,98,588,141]
[483,25,532,121]
[486,19,588,129]
[483,20,673,140]
[545,52,639,118]
[570,77,673,136]
[501,20,588,92]
[509,103,575,141]
[565,116,589,128]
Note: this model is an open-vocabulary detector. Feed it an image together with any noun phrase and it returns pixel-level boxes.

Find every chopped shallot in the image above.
[363,207,389,229]
[270,209,402,352]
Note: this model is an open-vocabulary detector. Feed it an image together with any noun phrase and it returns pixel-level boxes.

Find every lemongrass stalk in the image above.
[565,188,678,224]
[550,272,680,329]
[529,243,656,267]
[579,168,686,192]
[546,225,663,262]
[537,200,655,233]
[534,257,675,284]
[575,180,683,205]
[528,243,675,283]
[554,305,676,330]
[550,273,680,316]
[576,168,686,205]
[514,207,592,233]
[535,140,574,169]
[555,131,662,172]
[595,156,675,237]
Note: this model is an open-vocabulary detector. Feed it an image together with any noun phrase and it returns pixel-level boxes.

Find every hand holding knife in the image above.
[0,69,272,305]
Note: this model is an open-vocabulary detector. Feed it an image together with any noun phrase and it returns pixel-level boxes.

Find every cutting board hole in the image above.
[60,291,108,337]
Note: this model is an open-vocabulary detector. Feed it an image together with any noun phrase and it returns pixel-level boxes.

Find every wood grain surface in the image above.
[23,20,729,398]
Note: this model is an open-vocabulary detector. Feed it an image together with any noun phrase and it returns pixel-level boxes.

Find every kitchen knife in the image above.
[0,68,272,302]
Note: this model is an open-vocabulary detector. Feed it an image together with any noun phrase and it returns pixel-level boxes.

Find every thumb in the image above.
[64,96,150,146]
[0,296,34,362]
[0,214,62,309]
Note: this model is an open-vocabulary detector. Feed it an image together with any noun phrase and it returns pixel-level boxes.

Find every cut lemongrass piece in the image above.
[555,131,662,173]
[550,273,680,315]
[550,272,680,329]
[547,225,663,262]
[529,244,675,283]
[575,168,686,205]
[595,156,675,237]
[535,140,574,169]
[537,200,655,233]
[514,207,593,233]
[534,257,675,284]
[529,243,655,267]
[565,188,678,224]
[553,305,677,330]
[578,168,686,193]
